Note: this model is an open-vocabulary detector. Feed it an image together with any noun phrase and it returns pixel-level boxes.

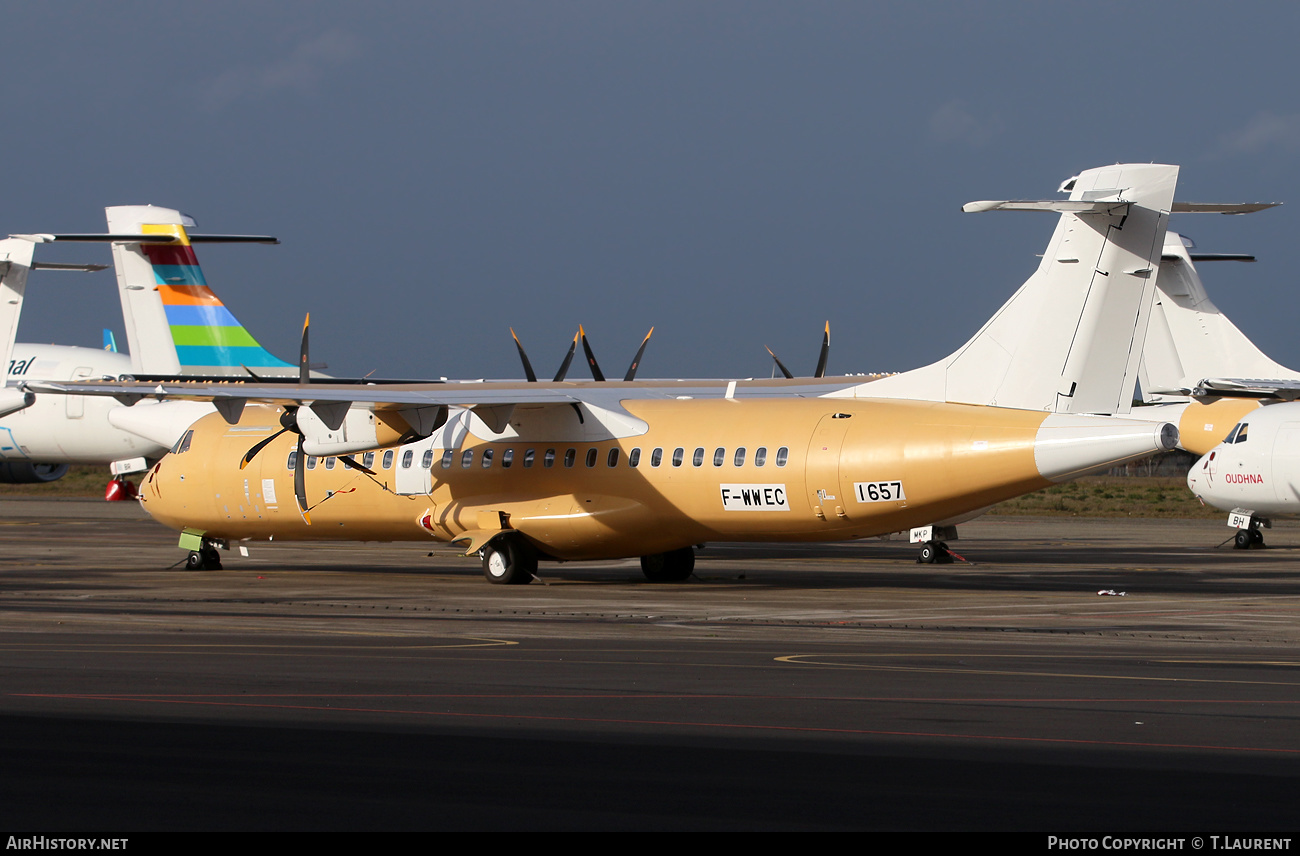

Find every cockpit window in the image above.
[1224,423,1242,444]
[170,429,194,455]
[1235,423,1250,444]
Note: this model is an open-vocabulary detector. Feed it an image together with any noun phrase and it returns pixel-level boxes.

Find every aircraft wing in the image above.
[23,378,587,409]
[1193,378,1300,400]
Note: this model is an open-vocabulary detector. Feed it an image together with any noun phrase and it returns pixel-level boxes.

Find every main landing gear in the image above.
[641,546,695,583]
[186,541,224,571]
[480,534,538,585]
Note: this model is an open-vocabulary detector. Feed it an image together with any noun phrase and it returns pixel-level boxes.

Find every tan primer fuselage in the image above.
[142,398,1055,560]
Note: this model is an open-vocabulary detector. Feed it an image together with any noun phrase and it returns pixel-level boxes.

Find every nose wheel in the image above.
[185,543,224,571]
[917,541,953,564]
[1233,527,1266,550]
[1229,514,1268,549]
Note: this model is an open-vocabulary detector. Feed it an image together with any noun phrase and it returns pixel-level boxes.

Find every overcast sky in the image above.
[5,2,1300,381]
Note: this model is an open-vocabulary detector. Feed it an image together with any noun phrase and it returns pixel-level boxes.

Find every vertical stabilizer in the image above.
[0,238,36,380]
[1139,232,1300,401]
[106,205,295,377]
[845,164,1178,414]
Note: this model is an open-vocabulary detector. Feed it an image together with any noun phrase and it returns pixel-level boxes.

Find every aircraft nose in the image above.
[1187,448,1217,495]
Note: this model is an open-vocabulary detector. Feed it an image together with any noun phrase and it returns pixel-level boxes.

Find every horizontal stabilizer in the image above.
[30,262,109,272]
[962,199,1129,215]
[1180,253,1254,262]
[965,201,1279,216]
[17,233,280,244]
[1170,202,1280,215]
[1194,378,1300,400]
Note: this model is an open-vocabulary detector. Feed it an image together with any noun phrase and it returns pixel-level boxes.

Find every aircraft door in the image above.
[805,413,853,522]
[394,437,436,496]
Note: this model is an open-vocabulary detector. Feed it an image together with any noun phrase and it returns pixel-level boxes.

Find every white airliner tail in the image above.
[0,238,37,416]
[105,205,296,378]
[1140,231,1300,402]
[0,238,37,380]
[845,163,1179,415]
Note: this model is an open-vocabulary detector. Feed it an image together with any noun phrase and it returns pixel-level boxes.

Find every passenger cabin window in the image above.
[287,450,298,470]
[607,448,620,468]
[325,457,336,470]
[585,448,598,468]
[651,448,663,467]
[692,447,705,467]
[401,450,413,469]
[672,448,684,467]
[564,449,576,467]
[440,450,453,468]
[524,449,535,468]
[422,450,434,468]
[734,447,746,467]
[502,449,514,469]
[543,449,555,468]
[776,447,789,467]
[713,447,725,467]
[461,449,474,467]
[382,450,393,469]
[362,452,375,470]
[306,456,318,470]
[628,448,641,468]
[482,449,494,468]
[754,447,767,467]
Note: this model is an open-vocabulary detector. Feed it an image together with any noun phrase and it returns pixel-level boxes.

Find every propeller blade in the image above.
[765,346,794,379]
[510,328,538,383]
[623,327,654,382]
[813,321,830,378]
[239,427,289,470]
[339,455,376,476]
[294,434,311,525]
[298,313,311,384]
[579,325,605,382]
[553,331,578,382]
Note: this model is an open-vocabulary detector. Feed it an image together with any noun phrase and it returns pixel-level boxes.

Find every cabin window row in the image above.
[286,445,790,471]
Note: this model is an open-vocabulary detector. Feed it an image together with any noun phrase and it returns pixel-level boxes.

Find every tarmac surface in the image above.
[2,498,1299,830]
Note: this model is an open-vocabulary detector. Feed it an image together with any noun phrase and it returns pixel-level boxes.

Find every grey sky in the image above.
[5,1,1299,381]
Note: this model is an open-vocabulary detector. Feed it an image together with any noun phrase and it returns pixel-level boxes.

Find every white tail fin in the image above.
[845,163,1178,414]
[0,238,36,381]
[105,205,295,377]
[1140,231,1300,401]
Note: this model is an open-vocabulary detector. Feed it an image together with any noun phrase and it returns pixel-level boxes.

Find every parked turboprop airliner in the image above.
[33,163,1184,581]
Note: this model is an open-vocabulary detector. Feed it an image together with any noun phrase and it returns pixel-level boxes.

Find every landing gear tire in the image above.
[481,536,537,585]
[186,546,223,571]
[641,547,695,583]
[917,541,952,564]
[1234,527,1266,550]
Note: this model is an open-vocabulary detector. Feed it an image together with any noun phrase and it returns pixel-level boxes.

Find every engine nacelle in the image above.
[298,404,448,457]
[0,462,69,483]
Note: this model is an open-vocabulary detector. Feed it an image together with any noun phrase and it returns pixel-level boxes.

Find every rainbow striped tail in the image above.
[106,205,295,377]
